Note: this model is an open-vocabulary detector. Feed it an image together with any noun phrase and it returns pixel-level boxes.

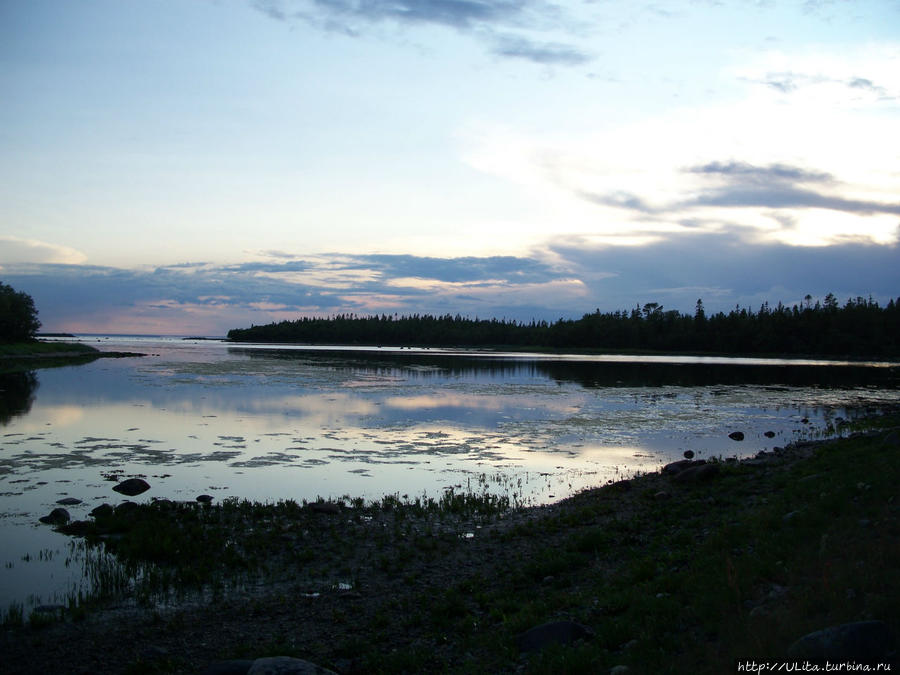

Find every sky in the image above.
[1,0,898,335]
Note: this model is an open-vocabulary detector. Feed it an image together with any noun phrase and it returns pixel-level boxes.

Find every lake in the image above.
[1,336,898,614]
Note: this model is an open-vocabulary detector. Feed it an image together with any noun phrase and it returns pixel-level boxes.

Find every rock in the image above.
[517,620,594,653]
[247,656,338,674]
[196,494,214,503]
[764,430,776,438]
[728,431,745,441]
[112,477,150,496]
[90,503,114,518]
[683,450,695,459]
[39,507,70,525]
[58,519,93,536]
[671,463,720,484]
[653,491,670,500]
[198,660,255,675]
[787,620,895,662]
[56,497,82,505]
[661,459,705,476]
[115,501,139,515]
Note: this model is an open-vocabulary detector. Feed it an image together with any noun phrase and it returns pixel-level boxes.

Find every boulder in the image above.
[196,494,214,503]
[764,431,776,438]
[112,478,150,496]
[115,501,139,515]
[38,508,70,525]
[517,620,594,653]
[90,503,114,518]
[58,520,93,536]
[247,657,338,674]
[787,620,895,662]
[671,463,720,484]
[728,431,745,441]
[683,450,695,459]
[56,497,82,505]
[662,459,705,476]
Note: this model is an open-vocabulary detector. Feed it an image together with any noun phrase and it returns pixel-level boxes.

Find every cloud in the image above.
[490,34,592,65]
[542,231,900,313]
[3,235,899,335]
[256,0,529,30]
[579,161,900,218]
[0,236,87,265]
[687,162,834,185]
[253,0,590,65]
[463,44,900,247]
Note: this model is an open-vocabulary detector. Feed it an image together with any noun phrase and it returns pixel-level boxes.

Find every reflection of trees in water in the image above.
[0,371,39,425]
[232,348,900,389]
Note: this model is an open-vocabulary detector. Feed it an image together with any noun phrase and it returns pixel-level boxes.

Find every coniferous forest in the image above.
[227,294,900,358]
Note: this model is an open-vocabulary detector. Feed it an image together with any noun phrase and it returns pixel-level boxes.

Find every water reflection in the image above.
[231,347,900,388]
[0,371,38,425]
[0,338,898,613]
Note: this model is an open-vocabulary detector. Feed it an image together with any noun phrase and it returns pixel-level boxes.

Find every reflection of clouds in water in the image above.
[13,405,84,431]
[384,393,502,411]
[242,393,379,423]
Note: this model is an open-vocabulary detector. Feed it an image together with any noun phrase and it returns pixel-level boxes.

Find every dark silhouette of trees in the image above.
[0,281,41,343]
[228,293,900,358]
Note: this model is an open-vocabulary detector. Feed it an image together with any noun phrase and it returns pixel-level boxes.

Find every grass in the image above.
[9,413,899,673]
[0,340,99,357]
[0,340,101,373]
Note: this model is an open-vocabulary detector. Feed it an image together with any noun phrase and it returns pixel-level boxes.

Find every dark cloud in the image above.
[490,34,592,65]
[687,161,833,185]
[220,260,313,273]
[577,189,660,214]
[257,0,527,30]
[745,72,895,100]
[253,0,589,66]
[682,162,900,215]
[545,232,900,313]
[579,161,900,218]
[343,253,561,284]
[685,186,900,216]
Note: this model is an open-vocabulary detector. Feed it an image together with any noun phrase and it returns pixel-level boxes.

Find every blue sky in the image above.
[1,0,898,334]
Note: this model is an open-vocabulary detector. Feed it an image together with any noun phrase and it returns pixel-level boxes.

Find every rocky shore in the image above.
[2,419,898,674]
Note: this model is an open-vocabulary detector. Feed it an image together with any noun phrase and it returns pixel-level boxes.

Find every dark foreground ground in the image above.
[2,415,898,674]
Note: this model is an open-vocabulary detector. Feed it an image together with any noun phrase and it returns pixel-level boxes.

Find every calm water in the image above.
[1,336,898,611]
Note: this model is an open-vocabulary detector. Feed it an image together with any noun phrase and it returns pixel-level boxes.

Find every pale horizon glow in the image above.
[1,0,898,334]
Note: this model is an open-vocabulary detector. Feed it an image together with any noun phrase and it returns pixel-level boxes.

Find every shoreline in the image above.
[0,342,145,372]
[2,414,897,673]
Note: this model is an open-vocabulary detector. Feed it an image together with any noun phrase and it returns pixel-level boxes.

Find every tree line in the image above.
[0,281,41,343]
[228,293,900,358]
